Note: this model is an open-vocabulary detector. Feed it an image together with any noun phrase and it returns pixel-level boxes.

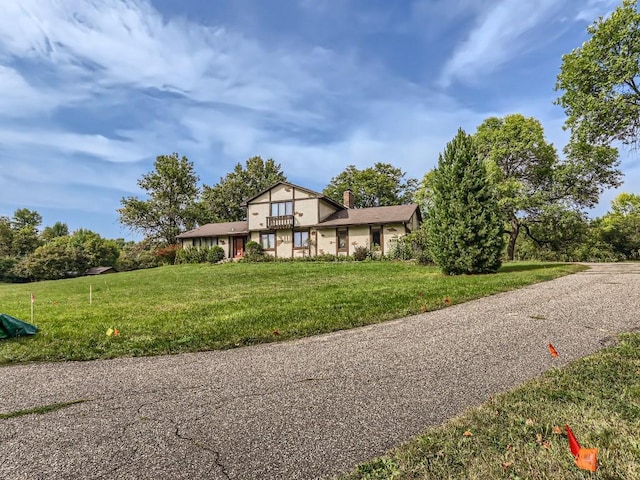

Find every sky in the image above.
[1,0,638,241]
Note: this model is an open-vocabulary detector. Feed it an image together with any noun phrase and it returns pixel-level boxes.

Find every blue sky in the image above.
[1,0,637,240]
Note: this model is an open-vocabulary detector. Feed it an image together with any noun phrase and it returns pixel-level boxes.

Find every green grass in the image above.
[0,261,584,364]
[0,400,88,419]
[340,333,640,480]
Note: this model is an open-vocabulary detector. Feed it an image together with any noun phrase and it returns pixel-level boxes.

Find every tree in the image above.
[427,129,504,275]
[475,114,621,260]
[556,0,640,146]
[200,156,287,222]
[118,153,200,245]
[599,192,640,259]
[0,216,13,257]
[41,222,69,243]
[323,163,418,208]
[11,208,42,230]
[23,229,119,280]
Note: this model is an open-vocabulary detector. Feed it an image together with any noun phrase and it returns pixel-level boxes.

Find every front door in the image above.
[233,237,246,258]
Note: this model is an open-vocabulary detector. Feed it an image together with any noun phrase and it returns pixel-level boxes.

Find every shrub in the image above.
[154,244,180,265]
[207,245,225,263]
[353,246,369,261]
[385,236,413,260]
[243,240,271,262]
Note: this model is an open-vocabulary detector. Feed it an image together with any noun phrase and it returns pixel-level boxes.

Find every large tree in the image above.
[118,153,200,245]
[475,114,621,260]
[599,192,640,259]
[427,129,504,275]
[556,0,640,146]
[323,163,418,208]
[200,156,287,223]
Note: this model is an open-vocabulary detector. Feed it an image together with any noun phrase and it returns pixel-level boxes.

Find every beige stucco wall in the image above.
[383,224,408,253]
[294,188,313,199]
[316,228,337,255]
[270,184,294,201]
[293,198,319,226]
[318,199,339,222]
[252,191,270,203]
[276,231,293,258]
[248,202,270,231]
[348,226,370,252]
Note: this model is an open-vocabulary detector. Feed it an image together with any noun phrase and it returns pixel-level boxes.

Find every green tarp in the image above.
[0,313,38,339]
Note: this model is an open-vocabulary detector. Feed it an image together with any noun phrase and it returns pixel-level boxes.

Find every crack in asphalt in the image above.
[174,424,231,480]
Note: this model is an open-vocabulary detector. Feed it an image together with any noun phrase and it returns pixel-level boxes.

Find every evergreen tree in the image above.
[427,129,504,275]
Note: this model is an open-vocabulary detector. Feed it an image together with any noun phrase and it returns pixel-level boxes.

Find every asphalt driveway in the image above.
[1,263,639,479]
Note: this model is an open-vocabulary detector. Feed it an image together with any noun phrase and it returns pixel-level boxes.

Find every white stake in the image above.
[90,284,93,305]
[30,292,34,323]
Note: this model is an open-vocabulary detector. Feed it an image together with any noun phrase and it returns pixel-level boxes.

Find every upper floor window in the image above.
[271,201,293,216]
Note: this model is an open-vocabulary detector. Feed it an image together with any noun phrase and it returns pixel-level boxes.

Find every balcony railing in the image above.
[267,215,294,230]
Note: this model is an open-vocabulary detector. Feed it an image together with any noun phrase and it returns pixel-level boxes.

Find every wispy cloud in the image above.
[438,0,563,87]
[0,0,635,235]
[575,0,620,22]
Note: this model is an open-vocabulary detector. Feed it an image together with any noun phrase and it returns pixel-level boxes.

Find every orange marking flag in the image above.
[548,343,559,357]
[576,448,598,472]
[566,424,598,472]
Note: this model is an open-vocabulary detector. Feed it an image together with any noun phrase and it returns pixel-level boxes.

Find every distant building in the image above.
[86,266,117,275]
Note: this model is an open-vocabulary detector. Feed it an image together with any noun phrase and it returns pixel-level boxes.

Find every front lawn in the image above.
[341,332,640,479]
[0,261,584,364]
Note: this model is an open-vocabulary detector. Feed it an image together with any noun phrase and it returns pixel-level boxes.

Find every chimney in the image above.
[343,189,354,209]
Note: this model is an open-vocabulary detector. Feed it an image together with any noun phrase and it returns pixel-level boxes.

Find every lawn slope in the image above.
[0,262,584,364]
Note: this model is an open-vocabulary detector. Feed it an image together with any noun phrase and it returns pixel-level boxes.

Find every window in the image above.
[271,201,293,216]
[204,237,218,247]
[260,232,275,249]
[337,230,348,251]
[294,231,309,248]
[371,229,381,247]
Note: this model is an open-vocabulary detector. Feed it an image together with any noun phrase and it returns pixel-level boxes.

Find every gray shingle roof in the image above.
[177,221,249,238]
[317,204,420,227]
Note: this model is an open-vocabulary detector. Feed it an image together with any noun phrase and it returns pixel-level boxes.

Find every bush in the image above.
[207,245,225,263]
[0,257,29,283]
[154,244,180,265]
[385,236,413,261]
[243,240,271,262]
[353,246,369,261]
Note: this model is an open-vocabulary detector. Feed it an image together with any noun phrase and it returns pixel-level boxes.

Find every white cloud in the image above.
[0,128,148,163]
[575,0,620,23]
[439,0,562,87]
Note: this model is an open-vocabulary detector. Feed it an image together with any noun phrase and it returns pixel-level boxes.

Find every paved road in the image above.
[1,263,639,479]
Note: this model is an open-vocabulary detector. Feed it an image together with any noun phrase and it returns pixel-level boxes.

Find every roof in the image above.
[241,181,345,210]
[317,204,420,227]
[177,221,249,239]
[86,266,116,275]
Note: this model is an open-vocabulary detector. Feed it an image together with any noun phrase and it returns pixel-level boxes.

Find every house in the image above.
[177,182,421,259]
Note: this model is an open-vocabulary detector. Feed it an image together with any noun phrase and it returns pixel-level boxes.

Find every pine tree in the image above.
[428,129,504,274]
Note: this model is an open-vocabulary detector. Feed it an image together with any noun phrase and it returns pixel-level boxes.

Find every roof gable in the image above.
[241,181,344,210]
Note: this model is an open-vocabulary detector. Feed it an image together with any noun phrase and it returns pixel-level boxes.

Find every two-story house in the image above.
[177,181,421,259]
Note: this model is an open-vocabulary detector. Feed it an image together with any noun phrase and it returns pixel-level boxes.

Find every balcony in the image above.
[267,215,294,230]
